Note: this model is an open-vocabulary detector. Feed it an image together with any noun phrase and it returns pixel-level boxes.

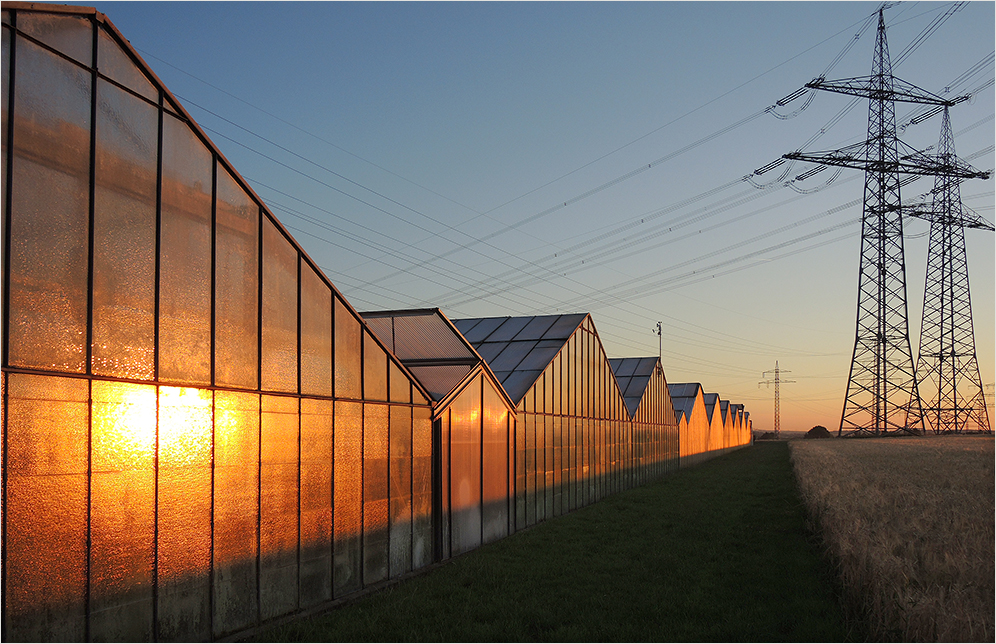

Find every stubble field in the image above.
[790,435,995,642]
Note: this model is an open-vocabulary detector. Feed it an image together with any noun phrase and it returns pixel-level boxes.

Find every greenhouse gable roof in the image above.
[452,313,587,404]
[608,357,659,417]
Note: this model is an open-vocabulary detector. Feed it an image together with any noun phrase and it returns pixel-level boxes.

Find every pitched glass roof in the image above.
[361,309,481,402]
[668,383,702,423]
[451,314,586,404]
[608,357,659,417]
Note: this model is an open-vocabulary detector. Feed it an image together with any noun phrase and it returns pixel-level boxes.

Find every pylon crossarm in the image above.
[903,201,995,230]
[784,146,990,178]
[806,75,960,106]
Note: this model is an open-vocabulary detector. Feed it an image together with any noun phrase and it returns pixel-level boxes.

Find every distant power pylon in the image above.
[783,9,989,437]
[759,361,794,437]
[906,108,993,434]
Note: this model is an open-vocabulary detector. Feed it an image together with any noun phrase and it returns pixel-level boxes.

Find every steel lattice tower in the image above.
[909,108,993,434]
[760,361,794,438]
[783,10,988,437]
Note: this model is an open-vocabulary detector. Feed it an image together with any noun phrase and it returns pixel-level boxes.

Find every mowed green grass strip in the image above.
[259,442,854,642]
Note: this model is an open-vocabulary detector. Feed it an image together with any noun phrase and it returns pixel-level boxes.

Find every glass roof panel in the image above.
[475,342,507,363]
[541,314,586,340]
[487,317,531,343]
[517,342,561,372]
[456,317,504,343]
[515,315,558,341]
[499,369,543,405]
[409,365,474,402]
[489,340,538,372]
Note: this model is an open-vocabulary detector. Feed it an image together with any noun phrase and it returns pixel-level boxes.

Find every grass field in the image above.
[256,443,854,642]
[790,435,995,642]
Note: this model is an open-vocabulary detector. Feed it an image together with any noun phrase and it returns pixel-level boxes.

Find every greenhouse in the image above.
[452,314,680,528]
[360,308,516,558]
[0,5,435,640]
[2,3,753,642]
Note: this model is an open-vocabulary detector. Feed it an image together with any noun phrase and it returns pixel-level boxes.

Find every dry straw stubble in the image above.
[790,436,994,642]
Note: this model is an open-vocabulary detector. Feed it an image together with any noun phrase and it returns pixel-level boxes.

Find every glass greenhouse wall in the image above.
[360,309,515,560]
[453,314,680,532]
[2,4,754,642]
[1,5,434,641]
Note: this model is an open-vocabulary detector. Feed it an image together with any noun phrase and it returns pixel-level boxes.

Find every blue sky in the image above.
[86,1,994,432]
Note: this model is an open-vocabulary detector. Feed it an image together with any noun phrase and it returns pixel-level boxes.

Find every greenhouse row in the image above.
[1,4,750,642]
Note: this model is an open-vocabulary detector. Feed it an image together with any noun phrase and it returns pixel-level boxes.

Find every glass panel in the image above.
[525,410,535,526]
[411,407,433,569]
[92,78,157,380]
[439,413,450,560]
[538,412,548,522]
[90,380,156,642]
[389,405,412,577]
[450,378,481,554]
[159,113,212,384]
[5,374,88,641]
[334,297,361,399]
[300,263,332,397]
[8,38,90,372]
[261,219,298,393]
[260,395,299,619]
[213,390,259,636]
[18,12,91,65]
[363,404,390,585]
[515,413,525,530]
[214,170,258,389]
[363,331,388,402]
[157,386,212,642]
[553,414,562,517]
[333,400,362,596]
[482,380,508,543]
[97,25,157,101]
[300,398,333,607]
[389,360,410,403]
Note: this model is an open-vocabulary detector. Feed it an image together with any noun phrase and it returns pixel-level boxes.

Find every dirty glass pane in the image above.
[363,331,388,402]
[97,24,157,101]
[215,170,258,389]
[389,405,412,577]
[333,400,362,596]
[261,219,298,393]
[159,113,212,384]
[213,391,259,636]
[363,403,390,584]
[334,297,361,399]
[450,379,481,554]
[411,406,433,569]
[300,398,333,607]
[5,374,88,642]
[482,380,508,544]
[8,38,90,372]
[18,12,91,65]
[260,395,299,619]
[157,386,212,642]
[92,79,157,380]
[300,264,332,397]
[90,380,156,642]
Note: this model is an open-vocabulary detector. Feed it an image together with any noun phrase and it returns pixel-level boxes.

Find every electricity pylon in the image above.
[759,361,794,438]
[783,9,988,437]
[906,107,993,434]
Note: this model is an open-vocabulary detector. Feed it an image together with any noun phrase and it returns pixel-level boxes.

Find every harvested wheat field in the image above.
[790,435,994,642]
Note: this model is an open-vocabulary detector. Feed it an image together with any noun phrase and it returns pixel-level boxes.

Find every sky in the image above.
[84,1,994,433]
